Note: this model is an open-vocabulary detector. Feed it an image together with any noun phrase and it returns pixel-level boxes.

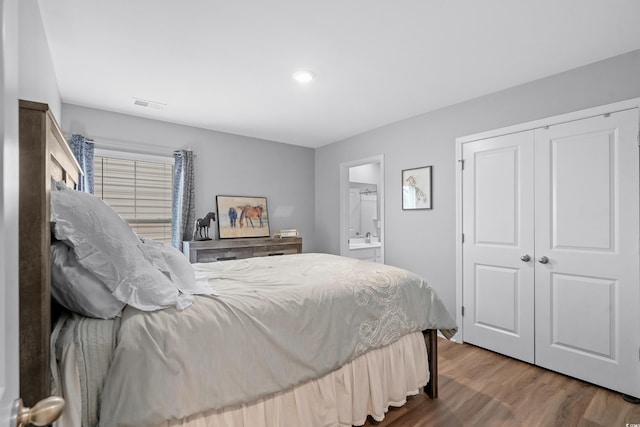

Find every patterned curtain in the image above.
[68,134,95,193]
[172,150,196,250]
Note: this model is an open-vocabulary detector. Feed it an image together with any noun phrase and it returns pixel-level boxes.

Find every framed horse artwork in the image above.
[216,195,270,239]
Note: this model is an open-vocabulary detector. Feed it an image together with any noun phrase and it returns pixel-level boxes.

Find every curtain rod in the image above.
[87,136,178,157]
[70,133,194,157]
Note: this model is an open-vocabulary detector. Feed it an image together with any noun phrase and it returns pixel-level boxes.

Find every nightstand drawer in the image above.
[253,246,300,257]
[193,248,253,263]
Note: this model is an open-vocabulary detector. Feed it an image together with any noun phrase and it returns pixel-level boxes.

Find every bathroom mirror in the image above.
[348,183,378,239]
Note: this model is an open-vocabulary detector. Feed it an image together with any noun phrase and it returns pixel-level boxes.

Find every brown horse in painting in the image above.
[239,205,264,228]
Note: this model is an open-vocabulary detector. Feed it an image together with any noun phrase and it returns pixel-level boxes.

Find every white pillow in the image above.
[50,185,183,311]
[140,239,214,296]
[51,242,126,319]
[52,179,68,191]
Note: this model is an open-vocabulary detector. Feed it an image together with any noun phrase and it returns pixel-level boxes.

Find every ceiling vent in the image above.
[132,97,166,110]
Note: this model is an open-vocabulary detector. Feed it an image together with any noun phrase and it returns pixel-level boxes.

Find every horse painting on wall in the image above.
[216,195,270,239]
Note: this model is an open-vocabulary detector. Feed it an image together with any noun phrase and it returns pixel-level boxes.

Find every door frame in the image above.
[1,0,20,423]
[339,154,385,263]
[455,97,640,342]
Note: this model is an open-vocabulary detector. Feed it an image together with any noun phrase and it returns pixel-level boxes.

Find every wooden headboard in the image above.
[18,100,83,406]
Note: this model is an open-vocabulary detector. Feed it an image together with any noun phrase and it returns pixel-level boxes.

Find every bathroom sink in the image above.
[348,237,381,250]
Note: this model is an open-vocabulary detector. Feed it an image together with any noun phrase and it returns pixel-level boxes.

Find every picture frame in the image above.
[402,166,432,210]
[216,195,270,239]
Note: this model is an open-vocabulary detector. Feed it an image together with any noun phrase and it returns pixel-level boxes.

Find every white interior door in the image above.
[1,0,20,424]
[462,131,536,363]
[534,109,640,398]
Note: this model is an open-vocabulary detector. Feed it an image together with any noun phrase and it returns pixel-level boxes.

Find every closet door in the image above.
[462,131,535,363]
[534,109,640,398]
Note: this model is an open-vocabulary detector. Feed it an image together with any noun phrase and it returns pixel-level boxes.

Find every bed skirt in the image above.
[158,331,429,427]
[54,327,429,427]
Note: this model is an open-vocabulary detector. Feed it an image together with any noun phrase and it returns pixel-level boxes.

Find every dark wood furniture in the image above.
[182,237,302,263]
[423,329,438,398]
[18,100,82,406]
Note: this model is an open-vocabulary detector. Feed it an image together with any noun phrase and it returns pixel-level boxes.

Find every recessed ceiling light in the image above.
[292,70,316,84]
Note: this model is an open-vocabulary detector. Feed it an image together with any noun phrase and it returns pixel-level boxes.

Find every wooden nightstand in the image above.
[182,237,302,263]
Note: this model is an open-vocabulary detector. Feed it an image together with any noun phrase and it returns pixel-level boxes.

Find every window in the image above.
[94,154,173,244]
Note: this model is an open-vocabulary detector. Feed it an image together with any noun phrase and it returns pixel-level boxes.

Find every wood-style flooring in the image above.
[362,337,640,427]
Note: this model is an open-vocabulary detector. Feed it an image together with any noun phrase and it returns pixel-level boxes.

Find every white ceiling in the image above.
[38,0,640,148]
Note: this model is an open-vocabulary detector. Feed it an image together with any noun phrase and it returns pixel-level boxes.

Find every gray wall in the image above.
[315,49,640,317]
[62,104,317,251]
[18,0,640,320]
[22,0,317,252]
[18,0,61,120]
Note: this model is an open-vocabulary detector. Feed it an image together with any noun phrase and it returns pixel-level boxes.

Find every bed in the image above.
[18,100,457,427]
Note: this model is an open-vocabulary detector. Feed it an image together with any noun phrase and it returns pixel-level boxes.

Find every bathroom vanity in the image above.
[347,236,382,263]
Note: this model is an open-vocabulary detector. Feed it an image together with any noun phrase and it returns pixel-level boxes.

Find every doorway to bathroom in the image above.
[339,155,384,263]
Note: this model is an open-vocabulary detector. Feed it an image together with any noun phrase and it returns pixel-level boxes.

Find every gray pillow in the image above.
[50,184,185,311]
[51,242,126,318]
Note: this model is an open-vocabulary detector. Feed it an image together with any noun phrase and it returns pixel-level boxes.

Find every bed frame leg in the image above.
[423,329,438,399]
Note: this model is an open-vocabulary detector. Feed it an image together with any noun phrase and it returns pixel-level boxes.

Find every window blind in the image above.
[94,156,173,244]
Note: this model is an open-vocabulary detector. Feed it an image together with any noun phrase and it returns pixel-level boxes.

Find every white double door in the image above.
[462,109,640,398]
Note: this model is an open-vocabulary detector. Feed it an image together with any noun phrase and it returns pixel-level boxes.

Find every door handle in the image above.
[520,254,531,262]
[14,396,65,427]
[538,256,549,264]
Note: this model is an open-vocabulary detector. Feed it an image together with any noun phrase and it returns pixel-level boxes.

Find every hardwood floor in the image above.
[362,338,640,427]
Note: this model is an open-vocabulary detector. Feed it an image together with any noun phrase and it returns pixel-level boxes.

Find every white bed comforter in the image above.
[98,253,457,427]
